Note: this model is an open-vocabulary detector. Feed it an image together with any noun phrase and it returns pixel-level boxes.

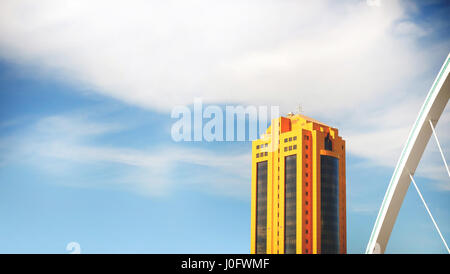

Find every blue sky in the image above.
[0,0,449,253]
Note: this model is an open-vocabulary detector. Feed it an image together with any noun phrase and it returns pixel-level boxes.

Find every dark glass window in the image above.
[284,155,297,254]
[324,133,333,151]
[256,161,268,254]
[320,155,339,254]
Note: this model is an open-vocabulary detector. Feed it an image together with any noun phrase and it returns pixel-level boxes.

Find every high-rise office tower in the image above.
[250,113,346,254]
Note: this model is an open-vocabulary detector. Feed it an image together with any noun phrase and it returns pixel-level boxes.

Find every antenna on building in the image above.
[297,103,303,114]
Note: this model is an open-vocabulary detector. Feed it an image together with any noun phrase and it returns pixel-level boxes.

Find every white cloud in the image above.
[0,0,448,186]
[0,0,439,110]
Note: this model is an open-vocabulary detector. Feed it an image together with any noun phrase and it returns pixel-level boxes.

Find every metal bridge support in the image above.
[366,53,450,254]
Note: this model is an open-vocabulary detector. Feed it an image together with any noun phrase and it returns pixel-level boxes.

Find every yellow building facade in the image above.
[250,114,346,254]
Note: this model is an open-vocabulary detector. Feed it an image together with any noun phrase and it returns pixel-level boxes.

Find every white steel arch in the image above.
[366,53,450,254]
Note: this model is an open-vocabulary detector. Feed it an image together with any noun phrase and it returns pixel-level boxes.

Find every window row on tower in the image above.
[283,136,297,143]
[256,152,268,158]
[283,145,297,152]
[256,143,268,149]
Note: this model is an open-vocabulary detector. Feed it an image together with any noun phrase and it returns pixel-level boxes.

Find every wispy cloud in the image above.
[349,202,380,215]
[0,113,251,198]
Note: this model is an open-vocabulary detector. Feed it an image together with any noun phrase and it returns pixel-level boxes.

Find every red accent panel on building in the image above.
[280,117,291,133]
[302,129,313,253]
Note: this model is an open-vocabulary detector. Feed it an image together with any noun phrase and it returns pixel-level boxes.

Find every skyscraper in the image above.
[250,113,346,254]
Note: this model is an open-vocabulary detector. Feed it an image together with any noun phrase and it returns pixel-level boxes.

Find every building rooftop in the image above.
[287,113,331,128]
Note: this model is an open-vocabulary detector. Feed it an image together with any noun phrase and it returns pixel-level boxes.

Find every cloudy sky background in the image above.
[0,0,449,253]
